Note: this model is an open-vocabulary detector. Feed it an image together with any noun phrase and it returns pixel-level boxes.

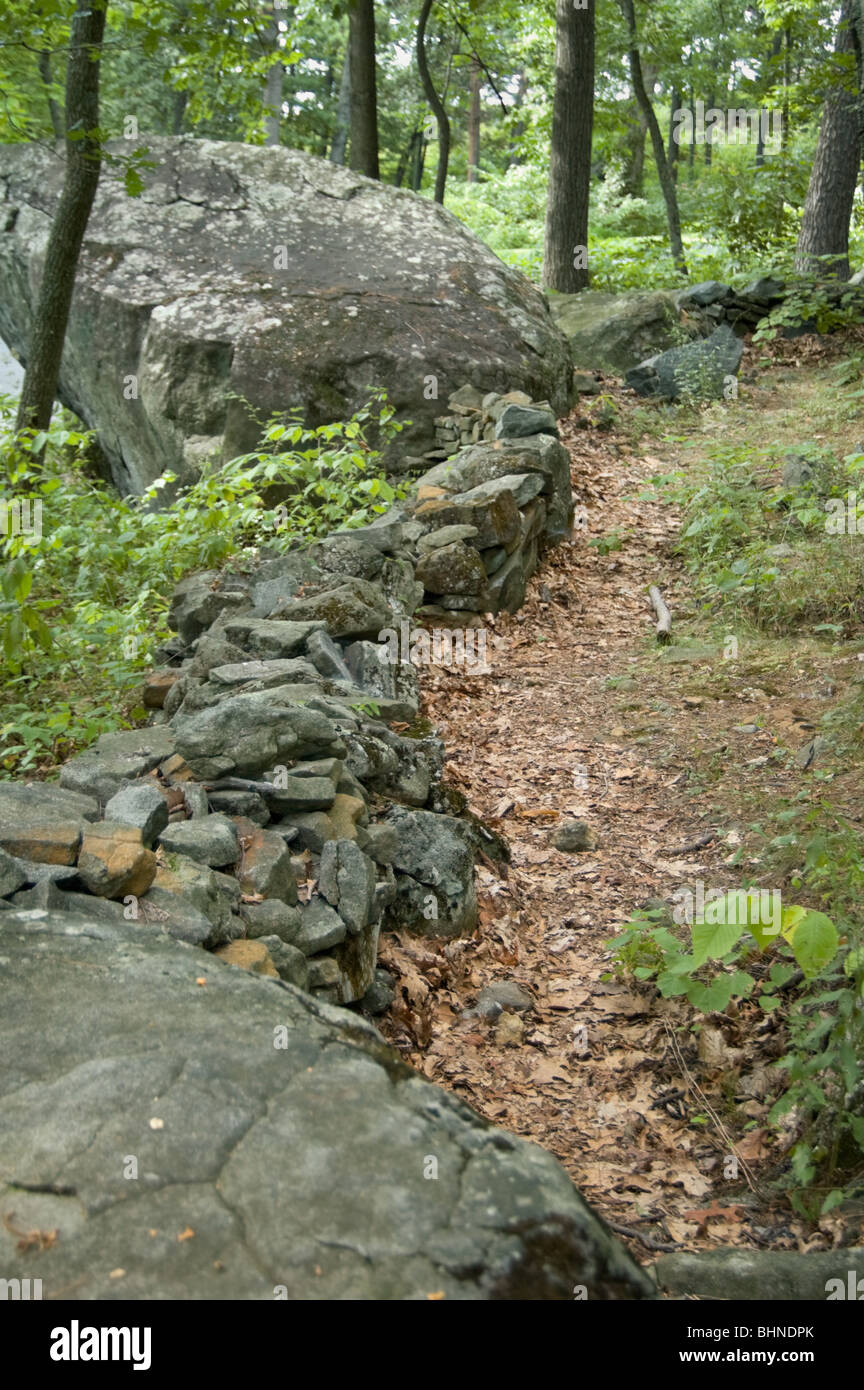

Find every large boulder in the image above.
[0,137,572,494]
[0,909,655,1300]
[625,322,744,400]
[549,289,700,374]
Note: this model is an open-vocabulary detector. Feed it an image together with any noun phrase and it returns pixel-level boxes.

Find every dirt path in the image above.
[379,356,864,1266]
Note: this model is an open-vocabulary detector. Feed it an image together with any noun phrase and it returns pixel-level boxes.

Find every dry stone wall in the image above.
[0,393,573,1013]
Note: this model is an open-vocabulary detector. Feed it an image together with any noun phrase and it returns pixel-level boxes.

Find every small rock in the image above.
[360,967,396,1015]
[477,981,533,1017]
[0,848,28,898]
[158,814,240,868]
[551,820,596,853]
[495,1011,525,1047]
[235,826,298,902]
[240,898,303,942]
[213,939,278,978]
[307,955,341,988]
[104,781,170,847]
[494,404,558,439]
[255,935,309,989]
[77,821,157,899]
[294,897,347,954]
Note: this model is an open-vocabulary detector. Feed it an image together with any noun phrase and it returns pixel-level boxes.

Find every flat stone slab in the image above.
[0,910,654,1301]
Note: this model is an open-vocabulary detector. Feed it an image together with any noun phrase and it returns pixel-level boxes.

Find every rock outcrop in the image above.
[0,138,572,494]
[0,909,655,1300]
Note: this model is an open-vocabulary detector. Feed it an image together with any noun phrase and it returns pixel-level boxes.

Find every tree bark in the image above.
[330,45,351,164]
[16,0,107,435]
[261,3,282,146]
[667,87,681,183]
[348,0,379,179]
[795,0,861,279]
[542,0,595,293]
[417,0,450,203]
[467,56,481,181]
[617,0,687,274]
[37,50,64,139]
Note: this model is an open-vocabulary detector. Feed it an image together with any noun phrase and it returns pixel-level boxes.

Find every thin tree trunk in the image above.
[37,50,64,139]
[330,45,351,164]
[704,89,715,165]
[172,89,187,135]
[16,0,107,435]
[467,56,481,181]
[262,4,282,146]
[504,68,527,170]
[542,0,595,293]
[417,0,450,203]
[617,0,687,274]
[795,0,860,279]
[667,87,681,183]
[348,0,379,179]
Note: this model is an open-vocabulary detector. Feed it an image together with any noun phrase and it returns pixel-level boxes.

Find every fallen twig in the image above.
[648,585,672,644]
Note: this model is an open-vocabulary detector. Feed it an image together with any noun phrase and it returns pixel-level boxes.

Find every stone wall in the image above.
[0,393,573,1014]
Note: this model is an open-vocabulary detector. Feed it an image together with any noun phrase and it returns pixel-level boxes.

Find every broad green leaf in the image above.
[782,909,839,980]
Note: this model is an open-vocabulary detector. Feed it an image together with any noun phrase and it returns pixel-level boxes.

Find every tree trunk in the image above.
[504,68,527,170]
[348,0,379,179]
[667,87,681,183]
[795,0,861,279]
[467,56,481,181]
[262,4,282,146]
[37,50,64,139]
[417,0,450,203]
[542,0,595,293]
[330,45,351,164]
[16,0,107,435]
[617,0,687,274]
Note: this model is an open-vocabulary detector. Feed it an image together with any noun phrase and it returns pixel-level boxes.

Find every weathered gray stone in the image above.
[136,884,213,946]
[0,782,99,863]
[655,1248,864,1301]
[266,775,336,814]
[158,814,240,868]
[207,657,321,689]
[0,137,571,494]
[625,322,743,401]
[60,728,176,804]
[453,472,545,509]
[239,898,303,942]
[549,288,692,373]
[305,629,353,682]
[318,839,377,934]
[170,690,340,779]
[271,579,391,642]
[341,637,419,721]
[169,572,251,644]
[255,935,310,989]
[383,806,477,937]
[104,781,170,847]
[295,897,347,954]
[222,618,324,659]
[236,826,298,903]
[494,404,558,439]
[416,541,487,597]
[0,847,31,898]
[416,524,479,554]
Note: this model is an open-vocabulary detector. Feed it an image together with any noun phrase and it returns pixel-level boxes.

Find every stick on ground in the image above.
[648,585,672,644]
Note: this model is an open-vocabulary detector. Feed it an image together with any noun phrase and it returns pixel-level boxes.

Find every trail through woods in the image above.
[379,352,864,1265]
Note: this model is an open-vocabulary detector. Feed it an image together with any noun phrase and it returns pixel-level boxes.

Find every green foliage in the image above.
[0,393,404,775]
[608,893,838,1015]
[753,270,864,343]
[654,439,862,634]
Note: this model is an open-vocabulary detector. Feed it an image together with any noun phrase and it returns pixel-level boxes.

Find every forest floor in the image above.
[378,331,864,1272]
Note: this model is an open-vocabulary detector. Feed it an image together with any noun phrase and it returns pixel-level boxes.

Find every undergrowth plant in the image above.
[0,391,405,775]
